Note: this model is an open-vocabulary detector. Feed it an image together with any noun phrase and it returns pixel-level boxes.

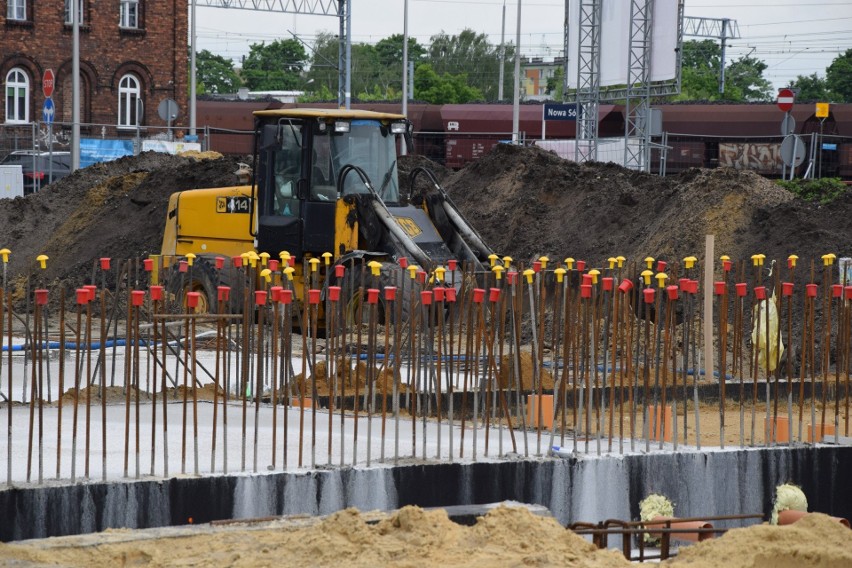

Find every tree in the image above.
[413,64,482,104]
[787,73,832,102]
[241,39,307,91]
[426,29,512,101]
[826,49,852,102]
[193,49,241,95]
[725,55,772,102]
[676,40,773,102]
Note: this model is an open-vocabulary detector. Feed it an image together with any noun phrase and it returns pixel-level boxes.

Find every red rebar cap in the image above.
[254,291,268,307]
[489,287,501,302]
[736,282,748,297]
[845,285,852,300]
[507,271,519,285]
[448,259,458,271]
[268,259,279,272]
[581,284,593,299]
[433,287,445,302]
[99,257,111,271]
[618,279,634,294]
[714,281,726,296]
[782,282,794,297]
[328,285,341,302]
[723,260,732,272]
[657,260,668,273]
[217,286,231,302]
[35,289,48,306]
[279,289,293,305]
[178,260,188,273]
[331,264,343,278]
[270,286,283,302]
[602,277,614,291]
[666,284,679,301]
[832,284,843,298]
[215,256,225,270]
[806,283,818,298]
[754,286,766,300]
[687,280,699,295]
[532,260,542,273]
[150,285,164,301]
[232,255,243,268]
[186,292,200,309]
[420,290,433,305]
[384,286,397,301]
[368,288,380,304]
[643,287,655,304]
[76,288,89,305]
[582,273,593,286]
[445,287,457,303]
[84,285,97,302]
[417,270,427,284]
[473,288,485,303]
[131,290,146,307]
[398,257,408,269]
[679,277,689,292]
[143,258,153,272]
[576,260,586,272]
[288,256,296,267]
[308,289,321,305]
[787,257,796,269]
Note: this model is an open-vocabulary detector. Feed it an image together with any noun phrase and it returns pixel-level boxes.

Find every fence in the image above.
[0,252,850,486]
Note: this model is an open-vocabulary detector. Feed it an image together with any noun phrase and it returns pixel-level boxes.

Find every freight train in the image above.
[197,99,852,179]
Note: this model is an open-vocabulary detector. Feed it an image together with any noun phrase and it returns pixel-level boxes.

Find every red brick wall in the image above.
[1,0,187,130]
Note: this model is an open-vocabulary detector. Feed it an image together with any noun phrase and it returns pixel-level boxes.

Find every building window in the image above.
[7,0,26,21]
[119,0,138,28]
[5,68,30,124]
[118,74,141,128]
[64,0,84,24]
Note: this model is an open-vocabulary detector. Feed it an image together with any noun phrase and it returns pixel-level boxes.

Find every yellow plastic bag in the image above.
[751,292,785,372]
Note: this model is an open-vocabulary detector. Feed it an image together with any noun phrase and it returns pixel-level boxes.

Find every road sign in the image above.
[543,103,579,121]
[777,88,795,112]
[42,98,55,124]
[815,102,830,119]
[780,134,806,167]
[781,114,796,136]
[42,69,55,98]
[157,98,179,122]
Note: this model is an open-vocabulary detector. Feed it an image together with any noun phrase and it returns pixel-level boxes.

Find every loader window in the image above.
[328,119,400,203]
[272,126,302,216]
[309,134,336,202]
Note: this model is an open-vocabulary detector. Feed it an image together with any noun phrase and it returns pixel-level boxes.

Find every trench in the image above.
[2,445,850,542]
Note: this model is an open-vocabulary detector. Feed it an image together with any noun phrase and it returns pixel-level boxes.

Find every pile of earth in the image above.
[1,143,850,292]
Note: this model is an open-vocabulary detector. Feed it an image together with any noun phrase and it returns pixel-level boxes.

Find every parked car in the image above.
[0,151,72,194]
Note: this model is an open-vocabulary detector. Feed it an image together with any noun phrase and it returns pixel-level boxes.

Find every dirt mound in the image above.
[445,143,851,268]
[0,151,242,291]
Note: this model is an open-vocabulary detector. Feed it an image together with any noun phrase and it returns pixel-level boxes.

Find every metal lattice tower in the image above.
[683,16,741,94]
[574,0,602,163]
[624,0,653,171]
[195,0,349,107]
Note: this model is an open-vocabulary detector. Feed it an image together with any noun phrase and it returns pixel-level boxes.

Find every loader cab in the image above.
[253,109,407,258]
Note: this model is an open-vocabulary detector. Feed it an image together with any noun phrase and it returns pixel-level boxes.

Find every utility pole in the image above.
[71,0,80,171]
[511,0,522,144]
[190,0,197,137]
[402,0,409,155]
[498,0,506,101]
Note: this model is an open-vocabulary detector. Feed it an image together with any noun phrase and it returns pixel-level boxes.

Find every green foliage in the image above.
[414,64,482,104]
[826,49,852,103]
[787,73,832,102]
[241,39,308,91]
[192,49,241,95]
[298,84,336,103]
[725,56,772,101]
[676,40,773,102]
[426,29,512,101]
[546,67,564,99]
[776,177,846,205]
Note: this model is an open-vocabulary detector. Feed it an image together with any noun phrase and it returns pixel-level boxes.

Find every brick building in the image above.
[2,0,187,133]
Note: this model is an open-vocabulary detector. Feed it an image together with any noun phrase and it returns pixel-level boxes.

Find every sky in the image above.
[193,0,852,93]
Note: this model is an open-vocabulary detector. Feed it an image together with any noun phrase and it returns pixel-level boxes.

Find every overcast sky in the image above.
[194,0,852,93]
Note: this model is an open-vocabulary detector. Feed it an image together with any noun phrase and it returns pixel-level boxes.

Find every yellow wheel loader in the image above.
[159,108,492,318]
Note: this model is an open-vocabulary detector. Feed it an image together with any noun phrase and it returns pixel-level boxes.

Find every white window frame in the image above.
[64,0,84,25]
[5,68,30,124]
[119,0,139,29]
[118,74,141,129]
[7,0,26,21]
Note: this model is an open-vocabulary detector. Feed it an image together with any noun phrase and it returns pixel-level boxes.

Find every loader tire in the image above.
[165,257,219,314]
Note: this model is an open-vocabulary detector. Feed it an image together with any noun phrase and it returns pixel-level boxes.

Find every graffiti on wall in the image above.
[719,142,782,173]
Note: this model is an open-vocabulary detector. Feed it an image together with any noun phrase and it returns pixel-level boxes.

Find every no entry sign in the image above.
[42,69,55,98]
[777,88,795,112]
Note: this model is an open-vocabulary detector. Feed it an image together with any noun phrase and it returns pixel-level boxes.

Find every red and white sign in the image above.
[42,69,55,98]
[777,88,795,113]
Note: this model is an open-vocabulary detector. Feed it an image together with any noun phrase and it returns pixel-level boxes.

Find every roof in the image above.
[253,108,405,121]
